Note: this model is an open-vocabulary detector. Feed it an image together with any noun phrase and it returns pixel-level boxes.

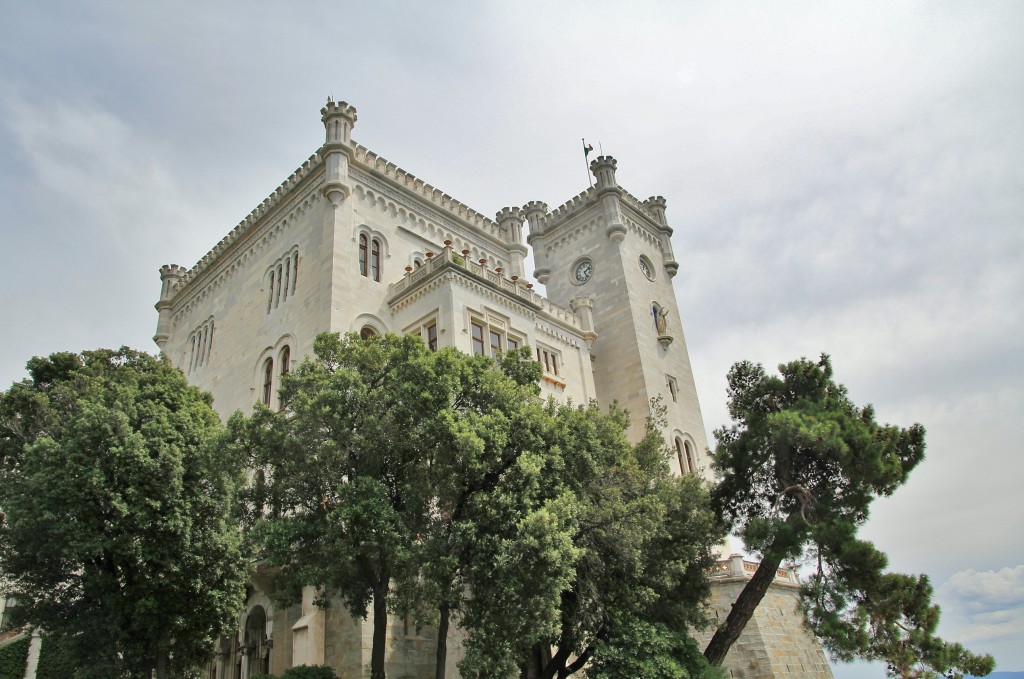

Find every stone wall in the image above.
[694,578,834,679]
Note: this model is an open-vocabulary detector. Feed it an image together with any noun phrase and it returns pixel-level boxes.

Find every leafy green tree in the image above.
[0,348,248,679]
[704,355,993,678]
[587,621,722,679]
[232,333,577,679]
[524,402,723,679]
[409,348,578,679]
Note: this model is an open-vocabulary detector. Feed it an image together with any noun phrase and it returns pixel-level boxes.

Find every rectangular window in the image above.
[426,322,438,351]
[667,375,679,403]
[471,322,485,356]
[537,346,560,376]
[507,337,519,351]
[371,239,381,281]
[489,329,502,358]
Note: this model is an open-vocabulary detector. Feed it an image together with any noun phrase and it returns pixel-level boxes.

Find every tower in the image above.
[527,156,710,478]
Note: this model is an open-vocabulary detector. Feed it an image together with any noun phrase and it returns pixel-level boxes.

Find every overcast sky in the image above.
[1,1,1021,676]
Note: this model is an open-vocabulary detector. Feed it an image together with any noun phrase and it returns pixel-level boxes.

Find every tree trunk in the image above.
[371,582,389,679]
[155,647,169,679]
[703,553,784,666]
[435,600,450,679]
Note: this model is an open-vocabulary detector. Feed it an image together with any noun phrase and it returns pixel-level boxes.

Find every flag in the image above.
[583,140,594,157]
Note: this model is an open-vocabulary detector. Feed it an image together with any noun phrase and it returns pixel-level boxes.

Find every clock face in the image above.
[574,260,593,284]
[639,256,653,280]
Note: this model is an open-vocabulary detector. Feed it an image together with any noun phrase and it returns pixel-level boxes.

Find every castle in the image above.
[152,100,833,679]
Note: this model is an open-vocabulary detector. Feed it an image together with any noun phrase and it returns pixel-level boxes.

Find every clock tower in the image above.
[526,156,710,478]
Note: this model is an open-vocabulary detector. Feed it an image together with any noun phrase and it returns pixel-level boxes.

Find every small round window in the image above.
[639,255,655,281]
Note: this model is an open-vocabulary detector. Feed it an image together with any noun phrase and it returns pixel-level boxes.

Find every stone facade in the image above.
[696,557,834,679]
[154,99,829,679]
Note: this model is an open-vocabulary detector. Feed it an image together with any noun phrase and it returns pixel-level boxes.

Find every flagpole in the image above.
[582,138,593,188]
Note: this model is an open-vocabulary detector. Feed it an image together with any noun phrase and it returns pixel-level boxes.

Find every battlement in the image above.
[495,206,523,223]
[387,244,583,331]
[170,150,324,293]
[159,264,186,278]
[547,188,596,223]
[352,144,501,238]
[320,99,358,122]
[589,155,618,172]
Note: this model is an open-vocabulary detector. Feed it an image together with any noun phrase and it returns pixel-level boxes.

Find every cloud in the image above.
[938,566,1024,644]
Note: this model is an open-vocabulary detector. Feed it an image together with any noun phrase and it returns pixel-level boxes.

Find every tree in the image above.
[409,348,578,679]
[704,355,993,678]
[0,348,248,679]
[522,401,723,679]
[232,333,578,679]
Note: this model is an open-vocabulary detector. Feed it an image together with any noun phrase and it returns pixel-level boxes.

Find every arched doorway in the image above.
[243,606,269,678]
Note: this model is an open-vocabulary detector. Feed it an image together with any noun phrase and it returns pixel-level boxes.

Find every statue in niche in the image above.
[653,304,669,335]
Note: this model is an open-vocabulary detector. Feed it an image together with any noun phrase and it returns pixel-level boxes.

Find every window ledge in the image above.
[542,374,566,389]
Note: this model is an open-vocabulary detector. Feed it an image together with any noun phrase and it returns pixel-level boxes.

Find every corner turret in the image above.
[320,98,358,207]
[153,264,185,350]
[643,195,679,277]
[496,206,528,279]
[523,201,551,283]
[590,156,626,242]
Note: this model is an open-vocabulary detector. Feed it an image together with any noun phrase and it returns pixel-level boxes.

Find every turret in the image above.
[320,98,358,207]
[153,264,185,350]
[643,195,679,278]
[496,206,525,245]
[523,201,551,283]
[523,200,549,236]
[496,207,528,279]
[590,156,626,242]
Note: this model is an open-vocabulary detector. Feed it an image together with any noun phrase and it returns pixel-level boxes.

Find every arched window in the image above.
[359,234,369,277]
[280,346,290,376]
[370,238,381,281]
[262,358,274,406]
[275,263,284,307]
[292,251,299,294]
[282,258,290,302]
[684,440,696,476]
[360,326,378,340]
[267,270,276,314]
[675,437,689,475]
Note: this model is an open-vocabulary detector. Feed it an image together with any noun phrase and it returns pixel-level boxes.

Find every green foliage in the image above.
[280,665,340,679]
[709,355,992,677]
[0,634,29,679]
[230,333,568,679]
[35,634,76,679]
[588,621,724,679]
[518,399,724,678]
[0,348,248,678]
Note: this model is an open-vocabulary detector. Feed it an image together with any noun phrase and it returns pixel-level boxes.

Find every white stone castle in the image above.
[152,100,833,679]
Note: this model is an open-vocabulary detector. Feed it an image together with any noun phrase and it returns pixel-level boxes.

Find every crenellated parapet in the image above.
[173,151,324,295]
[547,188,596,224]
[351,145,500,239]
